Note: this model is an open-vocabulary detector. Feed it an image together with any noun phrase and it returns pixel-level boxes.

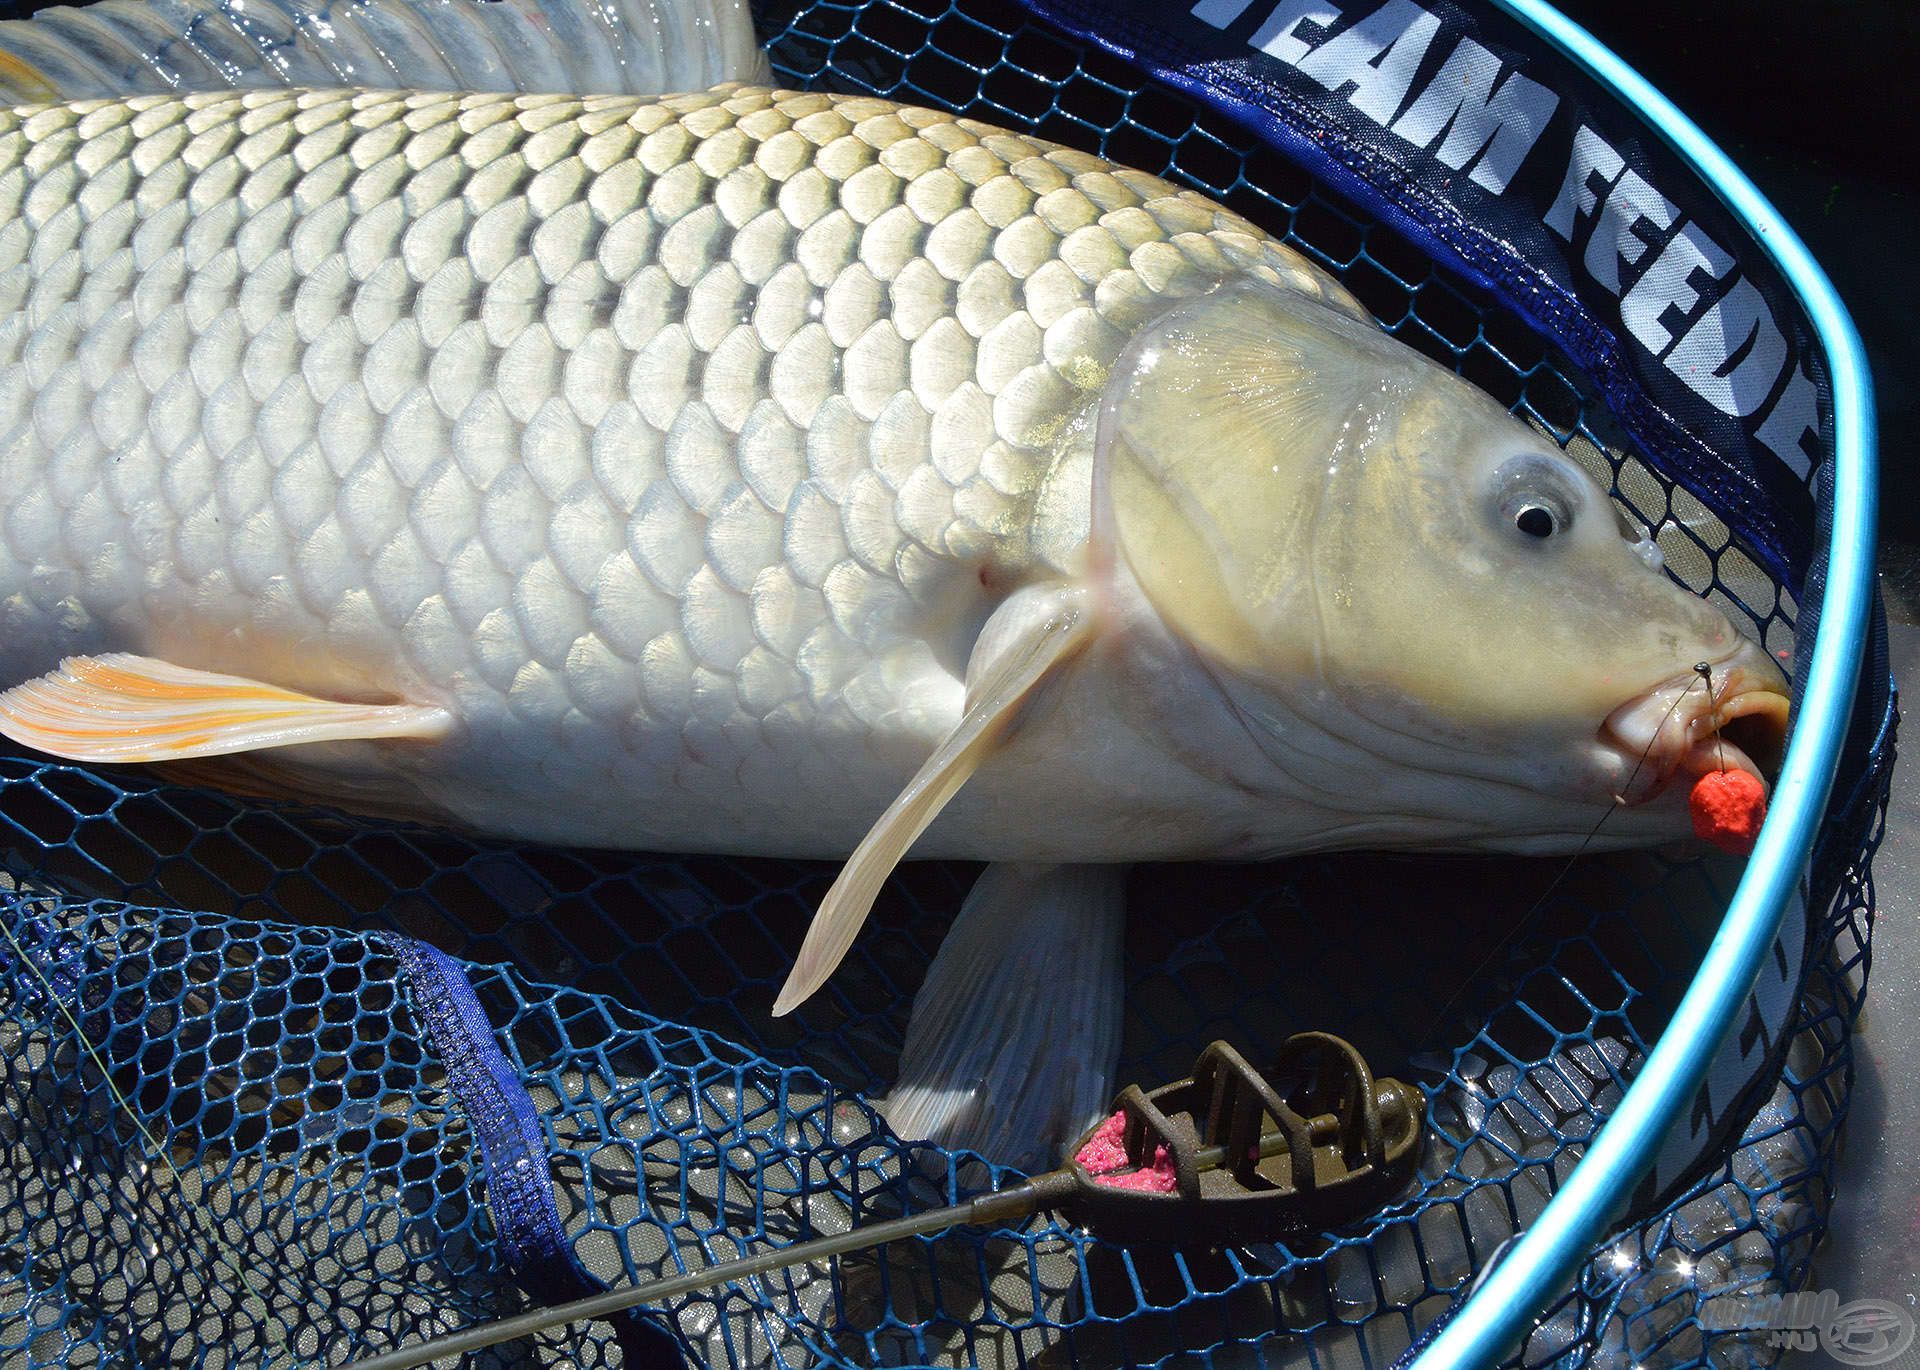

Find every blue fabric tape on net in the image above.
[387,936,685,1369]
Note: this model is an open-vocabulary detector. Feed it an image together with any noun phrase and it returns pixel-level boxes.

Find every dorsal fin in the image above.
[0,0,767,104]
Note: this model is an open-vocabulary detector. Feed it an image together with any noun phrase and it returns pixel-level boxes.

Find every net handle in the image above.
[1408,3,1879,1368]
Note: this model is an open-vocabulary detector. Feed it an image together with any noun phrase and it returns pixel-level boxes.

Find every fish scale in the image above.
[0,80,1355,856]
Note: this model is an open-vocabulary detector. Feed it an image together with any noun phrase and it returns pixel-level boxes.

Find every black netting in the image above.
[0,1,1893,1367]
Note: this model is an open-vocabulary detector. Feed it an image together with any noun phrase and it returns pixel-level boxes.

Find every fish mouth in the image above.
[1600,649,1792,806]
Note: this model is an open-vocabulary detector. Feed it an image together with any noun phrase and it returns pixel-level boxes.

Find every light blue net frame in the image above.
[1411,4,1879,1366]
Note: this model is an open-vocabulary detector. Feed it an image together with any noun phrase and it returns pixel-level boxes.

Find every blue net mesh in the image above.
[0,1,1892,1367]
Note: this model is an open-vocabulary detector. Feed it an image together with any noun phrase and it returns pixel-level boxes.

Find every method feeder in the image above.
[348,1033,1424,1370]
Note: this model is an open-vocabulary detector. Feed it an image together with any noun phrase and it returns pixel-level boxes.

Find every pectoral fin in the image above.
[0,654,453,762]
[771,583,1095,1017]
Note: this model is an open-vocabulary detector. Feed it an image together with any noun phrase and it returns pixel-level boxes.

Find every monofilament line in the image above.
[0,899,271,1309]
[1416,672,1706,1048]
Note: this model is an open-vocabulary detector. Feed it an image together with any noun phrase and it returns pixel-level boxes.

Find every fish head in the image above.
[1092,277,1790,853]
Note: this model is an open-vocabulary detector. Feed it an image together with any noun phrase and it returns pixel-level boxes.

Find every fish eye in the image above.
[1490,456,1577,545]
[1513,502,1558,538]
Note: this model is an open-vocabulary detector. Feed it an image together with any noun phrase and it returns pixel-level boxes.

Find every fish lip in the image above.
[1599,651,1792,807]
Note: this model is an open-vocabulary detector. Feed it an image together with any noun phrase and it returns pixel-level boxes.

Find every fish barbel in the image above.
[0,0,1790,1166]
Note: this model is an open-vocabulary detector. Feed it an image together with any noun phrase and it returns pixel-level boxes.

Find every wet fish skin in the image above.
[0,82,1359,856]
[0,69,1797,1167]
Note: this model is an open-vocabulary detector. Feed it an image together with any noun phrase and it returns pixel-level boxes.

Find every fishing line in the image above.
[0,891,271,1307]
[1699,661,1727,773]
[1414,670,1709,1051]
[340,1191,1039,1370]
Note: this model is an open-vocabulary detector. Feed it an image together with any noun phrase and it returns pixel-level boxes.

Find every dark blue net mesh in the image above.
[0,1,1892,1367]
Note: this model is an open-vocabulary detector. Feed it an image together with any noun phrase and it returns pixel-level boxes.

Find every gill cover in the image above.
[1093,278,1422,685]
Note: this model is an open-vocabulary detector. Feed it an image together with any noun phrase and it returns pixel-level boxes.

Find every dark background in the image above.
[1552,0,1920,616]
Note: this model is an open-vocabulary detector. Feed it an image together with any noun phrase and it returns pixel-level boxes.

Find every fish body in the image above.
[0,15,1793,1168]
[0,83,1355,859]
